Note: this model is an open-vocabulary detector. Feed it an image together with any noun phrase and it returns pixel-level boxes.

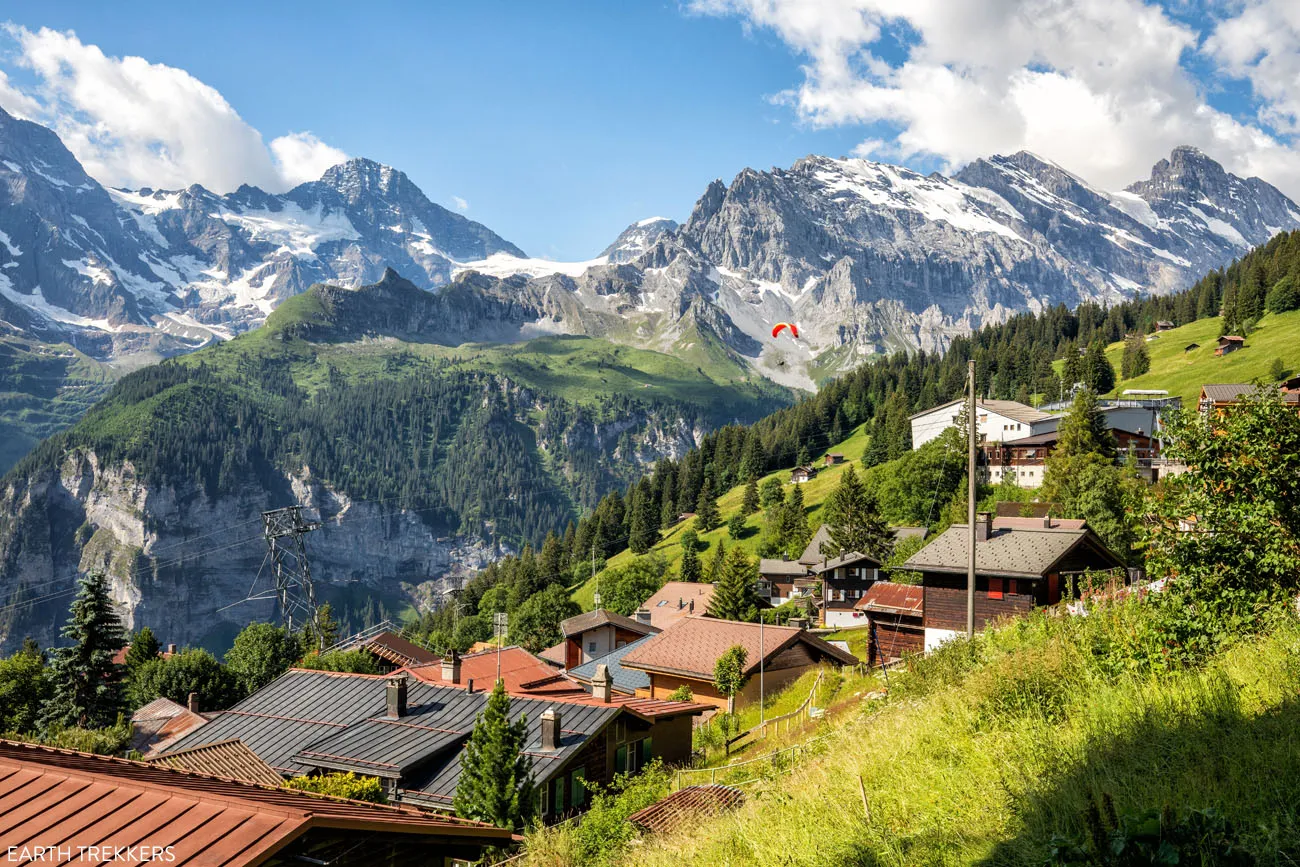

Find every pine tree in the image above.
[821,465,894,561]
[539,532,565,586]
[1082,341,1116,394]
[738,430,764,482]
[678,530,703,582]
[741,478,760,516]
[707,540,727,583]
[629,477,660,554]
[796,444,811,467]
[1052,387,1116,461]
[694,481,721,532]
[123,627,161,677]
[707,546,759,622]
[727,512,747,540]
[40,571,127,731]
[453,681,536,829]
[1120,333,1149,380]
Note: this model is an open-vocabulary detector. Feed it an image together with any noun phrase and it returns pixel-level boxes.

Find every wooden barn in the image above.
[855,582,924,664]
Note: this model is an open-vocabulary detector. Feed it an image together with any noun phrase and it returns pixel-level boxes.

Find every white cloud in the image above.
[0,26,347,193]
[451,195,469,211]
[691,0,1300,198]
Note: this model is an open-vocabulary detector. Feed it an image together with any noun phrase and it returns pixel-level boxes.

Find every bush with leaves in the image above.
[599,555,669,616]
[713,644,750,713]
[0,642,51,734]
[666,684,694,702]
[1045,796,1255,866]
[225,623,304,698]
[564,763,671,866]
[295,649,380,675]
[284,771,387,803]
[510,584,580,652]
[128,648,240,711]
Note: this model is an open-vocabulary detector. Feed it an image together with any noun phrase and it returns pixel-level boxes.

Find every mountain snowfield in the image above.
[3,100,1299,394]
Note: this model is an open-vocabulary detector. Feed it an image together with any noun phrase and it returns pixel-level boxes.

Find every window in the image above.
[640,738,653,767]
[615,744,628,774]
[553,775,566,813]
[988,577,1004,600]
[571,769,587,807]
[587,641,596,652]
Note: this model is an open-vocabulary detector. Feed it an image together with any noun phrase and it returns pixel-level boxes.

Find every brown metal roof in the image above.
[361,631,440,666]
[620,616,858,679]
[855,582,923,615]
[628,784,745,834]
[148,739,283,787]
[0,739,513,865]
[560,609,660,639]
[131,698,209,754]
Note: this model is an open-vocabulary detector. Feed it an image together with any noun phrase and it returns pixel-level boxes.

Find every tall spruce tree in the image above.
[821,465,895,561]
[707,540,727,583]
[628,478,659,554]
[1120,333,1150,380]
[122,627,161,678]
[454,680,536,829]
[707,546,760,622]
[741,478,760,516]
[694,481,721,532]
[1082,340,1116,394]
[678,530,703,582]
[40,571,127,730]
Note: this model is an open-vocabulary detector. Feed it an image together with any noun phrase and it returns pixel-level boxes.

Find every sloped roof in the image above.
[1201,383,1254,402]
[638,581,717,630]
[0,739,512,865]
[855,582,923,615]
[130,697,208,754]
[358,631,440,666]
[903,522,1123,579]
[620,616,858,679]
[759,558,811,577]
[403,646,587,698]
[813,550,882,574]
[799,525,832,564]
[567,635,655,694]
[909,398,1050,424]
[893,526,928,543]
[148,739,282,786]
[538,641,567,666]
[628,784,745,834]
[560,609,660,639]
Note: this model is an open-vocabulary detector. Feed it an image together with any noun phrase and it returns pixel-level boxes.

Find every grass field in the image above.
[524,599,1300,866]
[571,422,872,609]
[1056,310,1300,406]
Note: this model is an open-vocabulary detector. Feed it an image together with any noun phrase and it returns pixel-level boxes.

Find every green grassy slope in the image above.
[530,602,1300,865]
[1074,310,1300,405]
[571,422,872,609]
[0,332,115,473]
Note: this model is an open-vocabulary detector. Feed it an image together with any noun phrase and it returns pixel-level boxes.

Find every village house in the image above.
[1154,320,1176,332]
[1185,342,1200,352]
[332,628,441,672]
[823,452,846,466]
[790,464,817,484]
[902,513,1126,650]
[1215,335,1246,356]
[757,557,813,606]
[1199,382,1300,416]
[558,609,661,669]
[815,551,882,628]
[981,425,1160,488]
[0,739,516,865]
[637,581,717,630]
[619,616,859,711]
[403,645,591,698]
[566,634,656,697]
[157,667,708,824]
[855,582,924,664]
[909,398,1054,450]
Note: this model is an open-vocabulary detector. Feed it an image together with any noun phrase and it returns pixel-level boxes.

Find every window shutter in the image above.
[988,577,1004,600]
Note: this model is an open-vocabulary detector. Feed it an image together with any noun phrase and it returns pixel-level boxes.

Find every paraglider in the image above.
[771,322,799,340]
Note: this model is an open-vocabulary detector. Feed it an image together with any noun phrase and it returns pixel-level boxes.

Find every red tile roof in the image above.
[629,784,745,834]
[401,646,588,698]
[855,582,923,615]
[638,582,717,629]
[620,616,858,679]
[0,739,513,865]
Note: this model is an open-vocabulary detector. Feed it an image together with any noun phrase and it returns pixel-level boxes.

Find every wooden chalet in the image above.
[559,609,660,669]
[1199,382,1300,416]
[1154,320,1175,332]
[791,465,817,484]
[1215,335,1245,356]
[619,616,858,711]
[901,513,1126,650]
[823,453,846,466]
[981,427,1159,489]
[813,551,882,628]
[855,582,924,663]
[1184,342,1200,352]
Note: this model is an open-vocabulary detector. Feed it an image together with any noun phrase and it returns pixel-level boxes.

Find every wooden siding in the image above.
[866,615,924,663]
[922,578,1036,631]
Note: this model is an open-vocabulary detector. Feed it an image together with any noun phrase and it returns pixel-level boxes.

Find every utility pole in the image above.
[966,360,977,639]
[493,612,508,685]
[261,506,322,644]
[759,609,765,727]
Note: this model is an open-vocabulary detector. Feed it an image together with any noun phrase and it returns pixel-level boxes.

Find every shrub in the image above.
[295,650,380,674]
[285,771,386,803]
[667,684,694,702]
[1045,796,1255,866]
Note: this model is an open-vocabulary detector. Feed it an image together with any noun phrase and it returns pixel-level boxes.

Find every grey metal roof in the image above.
[567,635,654,694]
[908,398,1051,424]
[1201,383,1254,402]
[561,609,660,638]
[902,523,1122,578]
[157,668,622,806]
[798,525,832,565]
[759,558,811,577]
[813,551,881,573]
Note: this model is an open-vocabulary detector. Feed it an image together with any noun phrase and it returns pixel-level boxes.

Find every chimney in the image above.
[976,512,992,543]
[466,678,475,694]
[634,608,652,625]
[166,643,177,655]
[386,674,408,718]
[186,692,199,714]
[689,600,695,613]
[677,597,684,610]
[540,707,561,751]
[441,649,461,684]
[592,663,613,704]
[1042,514,1053,528]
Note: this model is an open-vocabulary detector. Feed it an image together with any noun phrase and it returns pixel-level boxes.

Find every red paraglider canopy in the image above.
[771,322,799,339]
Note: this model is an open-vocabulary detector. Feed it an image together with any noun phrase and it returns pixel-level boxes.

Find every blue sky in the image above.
[2,1,1298,259]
